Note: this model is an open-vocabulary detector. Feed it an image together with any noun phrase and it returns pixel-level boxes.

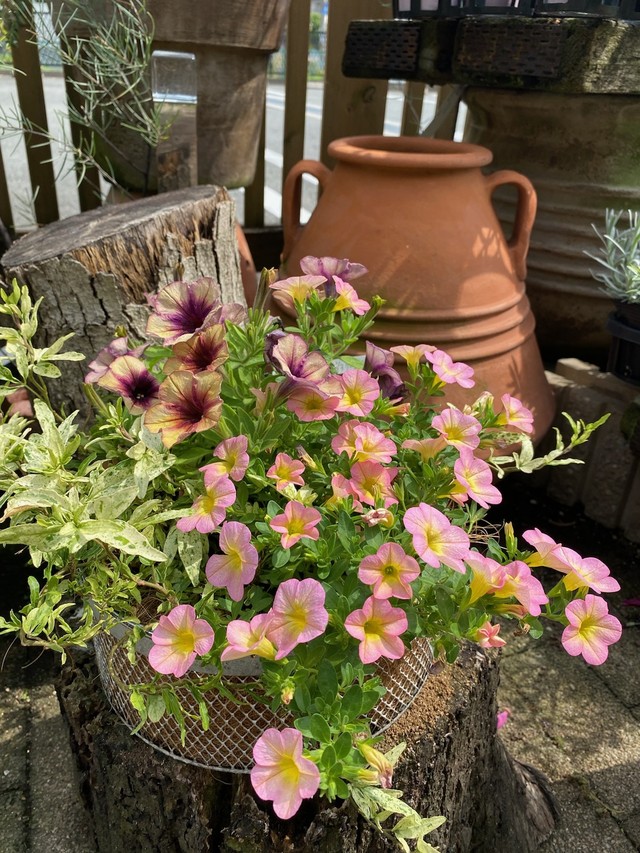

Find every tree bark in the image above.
[0,185,246,416]
[56,645,557,853]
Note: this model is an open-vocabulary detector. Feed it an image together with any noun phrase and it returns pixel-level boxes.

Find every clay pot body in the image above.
[280,135,555,438]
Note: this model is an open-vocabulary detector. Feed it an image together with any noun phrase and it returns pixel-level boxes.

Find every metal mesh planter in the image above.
[93,629,434,773]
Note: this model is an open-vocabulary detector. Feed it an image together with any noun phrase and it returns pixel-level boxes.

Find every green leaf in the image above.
[77,520,167,562]
[147,693,166,723]
[177,529,204,585]
[320,744,337,769]
[341,685,363,721]
[434,587,455,622]
[334,732,353,760]
[317,659,339,704]
[308,713,332,744]
[294,683,312,714]
[129,690,148,726]
[33,361,61,378]
[272,548,290,569]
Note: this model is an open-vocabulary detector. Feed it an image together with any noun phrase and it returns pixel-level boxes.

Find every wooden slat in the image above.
[0,148,13,236]
[10,1,59,225]
[320,0,391,167]
[401,81,426,136]
[62,65,102,213]
[243,104,267,228]
[281,0,311,194]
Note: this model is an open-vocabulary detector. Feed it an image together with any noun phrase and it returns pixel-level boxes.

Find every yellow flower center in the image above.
[288,605,309,631]
[363,617,384,638]
[344,386,364,405]
[174,628,196,655]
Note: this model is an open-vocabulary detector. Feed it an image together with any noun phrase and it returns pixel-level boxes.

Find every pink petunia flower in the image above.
[163,325,228,375]
[562,594,622,665]
[205,435,250,482]
[300,255,368,283]
[390,344,435,370]
[493,560,549,617]
[426,349,475,389]
[475,621,507,649]
[553,548,621,594]
[401,436,447,461]
[332,276,371,315]
[499,394,534,434]
[269,500,322,549]
[177,473,236,534]
[332,420,396,464]
[431,407,482,451]
[250,727,321,820]
[349,460,398,508]
[344,596,408,664]
[328,472,364,512]
[148,604,214,678]
[358,543,420,600]
[267,453,306,491]
[85,336,147,384]
[403,503,470,574]
[454,447,502,509]
[205,521,259,601]
[361,507,395,528]
[286,384,341,421]
[266,578,329,659]
[358,742,394,789]
[96,355,160,414]
[144,370,223,448]
[221,614,277,662]
[270,334,330,384]
[466,552,507,603]
[323,369,380,417]
[521,528,568,571]
[268,274,327,310]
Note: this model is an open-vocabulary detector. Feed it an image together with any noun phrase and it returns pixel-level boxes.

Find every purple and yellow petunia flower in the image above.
[96,355,160,414]
[144,370,222,447]
[164,325,229,375]
[146,278,245,345]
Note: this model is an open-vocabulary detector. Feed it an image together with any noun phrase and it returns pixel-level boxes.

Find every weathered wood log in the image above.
[56,646,557,853]
[0,186,247,415]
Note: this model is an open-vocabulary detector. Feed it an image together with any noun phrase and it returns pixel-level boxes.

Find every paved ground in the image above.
[1,481,639,852]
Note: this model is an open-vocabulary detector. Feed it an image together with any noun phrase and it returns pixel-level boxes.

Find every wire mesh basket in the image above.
[93,628,434,773]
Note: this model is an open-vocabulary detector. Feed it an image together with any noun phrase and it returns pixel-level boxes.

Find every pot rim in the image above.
[327,135,494,170]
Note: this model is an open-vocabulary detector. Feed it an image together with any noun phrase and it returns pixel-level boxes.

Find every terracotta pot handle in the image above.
[281,159,332,265]
[484,170,537,282]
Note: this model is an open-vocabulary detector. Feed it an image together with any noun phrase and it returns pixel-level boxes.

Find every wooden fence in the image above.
[0,0,460,241]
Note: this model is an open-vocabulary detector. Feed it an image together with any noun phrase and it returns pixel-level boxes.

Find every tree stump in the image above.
[0,186,247,415]
[56,646,557,853]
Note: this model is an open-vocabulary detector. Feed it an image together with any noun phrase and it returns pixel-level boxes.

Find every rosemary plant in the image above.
[0,0,171,199]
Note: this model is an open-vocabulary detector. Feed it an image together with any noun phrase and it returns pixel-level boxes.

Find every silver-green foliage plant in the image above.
[588,208,640,303]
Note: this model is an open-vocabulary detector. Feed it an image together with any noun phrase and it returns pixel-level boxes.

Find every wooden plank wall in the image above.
[0,0,459,235]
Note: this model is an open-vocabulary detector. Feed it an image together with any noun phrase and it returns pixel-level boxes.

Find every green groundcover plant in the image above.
[0,259,621,851]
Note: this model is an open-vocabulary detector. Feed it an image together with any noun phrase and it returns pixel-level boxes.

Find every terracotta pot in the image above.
[280,135,555,439]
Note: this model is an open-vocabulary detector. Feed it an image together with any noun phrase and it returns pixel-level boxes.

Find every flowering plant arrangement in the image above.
[0,259,621,851]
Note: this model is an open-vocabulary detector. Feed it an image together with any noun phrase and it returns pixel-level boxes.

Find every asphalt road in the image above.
[0,72,449,231]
